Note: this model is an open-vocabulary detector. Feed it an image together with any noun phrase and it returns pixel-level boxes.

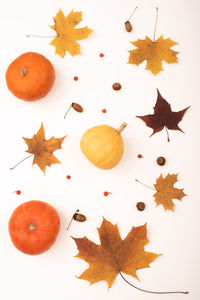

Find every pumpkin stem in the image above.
[116,122,127,135]
[28,224,37,231]
[119,272,188,295]
[20,68,27,76]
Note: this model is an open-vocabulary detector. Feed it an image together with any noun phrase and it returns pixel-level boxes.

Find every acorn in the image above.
[67,209,86,230]
[136,202,145,211]
[112,82,122,91]
[124,7,137,33]
[64,102,83,119]
[157,156,166,166]
[124,21,132,32]
[72,103,83,113]
[73,212,86,222]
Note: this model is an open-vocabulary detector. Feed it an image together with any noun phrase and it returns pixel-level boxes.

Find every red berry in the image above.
[74,76,78,81]
[66,175,71,180]
[99,53,104,57]
[102,108,107,113]
[16,190,21,195]
[138,154,143,158]
[104,191,109,196]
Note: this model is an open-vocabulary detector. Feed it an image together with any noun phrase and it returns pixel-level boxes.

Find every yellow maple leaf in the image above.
[73,218,160,288]
[50,9,93,58]
[153,174,186,211]
[128,35,178,75]
[23,123,66,174]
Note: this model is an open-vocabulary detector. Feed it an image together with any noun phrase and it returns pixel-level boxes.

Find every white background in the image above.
[0,0,199,299]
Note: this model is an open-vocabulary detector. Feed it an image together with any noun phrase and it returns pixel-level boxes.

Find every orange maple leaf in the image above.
[73,218,160,288]
[128,35,178,75]
[153,174,186,211]
[50,9,93,58]
[23,123,66,174]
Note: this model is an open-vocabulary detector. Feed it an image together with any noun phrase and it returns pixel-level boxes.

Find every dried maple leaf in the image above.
[137,89,190,141]
[50,9,93,58]
[153,174,186,211]
[128,35,178,75]
[72,218,160,288]
[23,123,66,174]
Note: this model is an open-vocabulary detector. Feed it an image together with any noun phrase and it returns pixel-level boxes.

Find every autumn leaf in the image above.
[50,9,93,58]
[137,89,190,141]
[128,35,178,75]
[23,123,66,174]
[72,218,160,288]
[153,174,186,211]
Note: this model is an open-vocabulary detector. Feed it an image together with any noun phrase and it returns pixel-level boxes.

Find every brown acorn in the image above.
[72,103,83,113]
[64,102,83,119]
[136,202,145,211]
[73,212,86,222]
[157,156,166,166]
[125,21,132,32]
[112,82,122,91]
[124,7,137,33]
[67,209,86,230]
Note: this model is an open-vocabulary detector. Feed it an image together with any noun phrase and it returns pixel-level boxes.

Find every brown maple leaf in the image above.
[137,89,190,141]
[50,9,93,58]
[72,218,160,288]
[128,35,178,75]
[23,123,66,174]
[153,174,186,211]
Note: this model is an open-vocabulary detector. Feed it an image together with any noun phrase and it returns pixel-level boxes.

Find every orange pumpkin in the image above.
[6,52,55,101]
[9,200,60,255]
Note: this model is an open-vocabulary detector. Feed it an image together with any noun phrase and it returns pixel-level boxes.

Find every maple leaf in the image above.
[72,218,160,288]
[23,123,66,174]
[153,174,186,211]
[137,89,190,141]
[128,35,178,75]
[50,9,93,58]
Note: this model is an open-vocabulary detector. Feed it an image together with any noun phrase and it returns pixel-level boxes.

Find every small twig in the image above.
[64,104,72,119]
[10,154,34,170]
[153,7,159,42]
[119,272,188,295]
[135,179,157,192]
[165,127,170,142]
[127,6,138,21]
[26,34,56,38]
[67,209,79,230]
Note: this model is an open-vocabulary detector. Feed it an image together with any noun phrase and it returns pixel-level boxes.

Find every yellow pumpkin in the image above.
[80,122,127,169]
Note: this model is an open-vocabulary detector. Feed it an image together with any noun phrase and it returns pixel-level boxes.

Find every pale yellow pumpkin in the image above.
[80,123,127,169]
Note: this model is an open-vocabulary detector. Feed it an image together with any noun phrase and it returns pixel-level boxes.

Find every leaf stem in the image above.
[165,127,170,142]
[64,103,72,119]
[26,34,56,38]
[135,179,157,192]
[153,7,159,42]
[119,272,188,295]
[10,154,33,170]
[127,6,138,21]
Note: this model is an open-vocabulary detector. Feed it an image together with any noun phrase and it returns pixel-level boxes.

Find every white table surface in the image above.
[0,0,199,299]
